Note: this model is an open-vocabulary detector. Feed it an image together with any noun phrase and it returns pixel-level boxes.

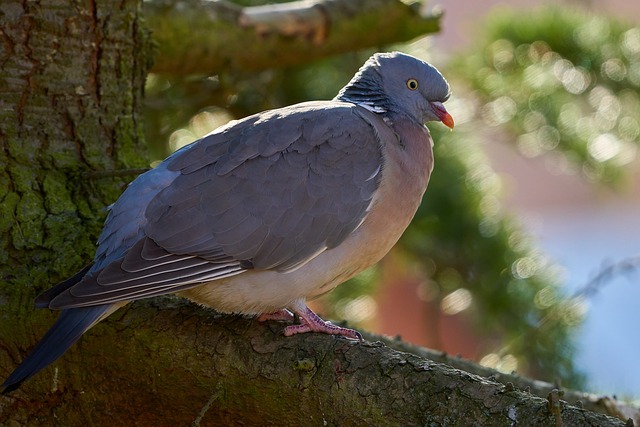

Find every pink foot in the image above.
[283,303,363,341]
[257,309,295,322]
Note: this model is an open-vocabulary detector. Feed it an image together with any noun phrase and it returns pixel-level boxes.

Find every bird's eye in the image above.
[406,79,419,90]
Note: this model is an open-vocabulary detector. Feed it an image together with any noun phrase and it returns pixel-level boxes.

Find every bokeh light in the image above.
[457,6,640,185]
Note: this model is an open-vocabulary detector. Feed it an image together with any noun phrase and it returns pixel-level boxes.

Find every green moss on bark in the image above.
[0,0,151,402]
[13,192,46,250]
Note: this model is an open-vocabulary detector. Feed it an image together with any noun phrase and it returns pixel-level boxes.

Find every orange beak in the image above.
[431,101,455,129]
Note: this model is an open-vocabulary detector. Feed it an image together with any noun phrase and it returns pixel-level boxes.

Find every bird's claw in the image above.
[282,304,363,341]
[284,322,363,341]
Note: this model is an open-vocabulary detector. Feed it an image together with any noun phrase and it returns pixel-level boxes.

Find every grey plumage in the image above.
[2,51,453,393]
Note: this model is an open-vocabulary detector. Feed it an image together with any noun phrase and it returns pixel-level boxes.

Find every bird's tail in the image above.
[1,304,112,393]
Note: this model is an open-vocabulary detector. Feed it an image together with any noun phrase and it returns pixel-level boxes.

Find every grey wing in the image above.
[152,104,384,270]
[49,103,383,309]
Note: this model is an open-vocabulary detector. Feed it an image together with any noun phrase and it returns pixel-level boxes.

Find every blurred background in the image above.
[144,0,640,400]
[430,0,640,399]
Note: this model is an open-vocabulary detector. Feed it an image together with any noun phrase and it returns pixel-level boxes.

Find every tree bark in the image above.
[0,0,151,414]
[371,333,640,425]
[0,298,630,426]
[0,0,151,280]
[145,0,442,75]
[0,298,624,426]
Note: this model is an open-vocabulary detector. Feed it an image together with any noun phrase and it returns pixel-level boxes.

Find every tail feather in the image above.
[34,263,94,308]
[1,305,111,393]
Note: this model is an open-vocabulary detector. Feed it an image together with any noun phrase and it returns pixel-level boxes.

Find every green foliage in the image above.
[455,6,640,185]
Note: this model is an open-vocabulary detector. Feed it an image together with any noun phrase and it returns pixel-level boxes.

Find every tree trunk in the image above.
[0,0,150,405]
[0,1,636,426]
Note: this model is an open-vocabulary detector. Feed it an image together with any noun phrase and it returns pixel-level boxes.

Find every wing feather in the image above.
[54,101,384,309]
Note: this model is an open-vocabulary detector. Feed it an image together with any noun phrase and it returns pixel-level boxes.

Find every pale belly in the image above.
[177,209,405,314]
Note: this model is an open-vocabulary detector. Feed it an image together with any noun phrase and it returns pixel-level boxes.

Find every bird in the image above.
[1,51,453,393]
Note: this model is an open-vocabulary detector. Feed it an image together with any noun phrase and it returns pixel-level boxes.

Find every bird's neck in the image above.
[334,78,390,114]
[383,112,434,196]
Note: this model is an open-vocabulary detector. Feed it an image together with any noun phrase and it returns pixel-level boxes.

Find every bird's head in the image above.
[335,52,454,129]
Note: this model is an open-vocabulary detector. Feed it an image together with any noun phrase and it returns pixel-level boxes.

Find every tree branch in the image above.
[1,298,631,425]
[371,333,640,425]
[145,0,442,75]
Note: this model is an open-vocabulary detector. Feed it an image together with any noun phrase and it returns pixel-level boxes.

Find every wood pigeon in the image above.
[2,51,453,392]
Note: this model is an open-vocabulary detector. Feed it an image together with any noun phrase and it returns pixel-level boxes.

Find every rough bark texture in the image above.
[0,0,151,408]
[146,0,442,75]
[0,0,151,280]
[370,334,640,425]
[0,298,629,426]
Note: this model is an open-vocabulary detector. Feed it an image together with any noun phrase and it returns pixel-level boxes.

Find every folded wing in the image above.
[48,102,384,309]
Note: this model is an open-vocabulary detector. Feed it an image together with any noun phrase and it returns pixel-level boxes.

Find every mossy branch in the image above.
[372,332,640,424]
[1,298,632,426]
[145,0,442,75]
